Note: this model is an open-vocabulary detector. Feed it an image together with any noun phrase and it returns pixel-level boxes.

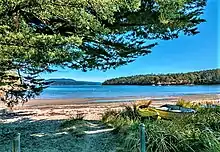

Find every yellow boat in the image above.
[138,104,196,120]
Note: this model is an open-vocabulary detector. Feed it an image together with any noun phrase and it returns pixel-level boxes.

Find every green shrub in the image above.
[102,104,220,152]
[180,107,220,132]
[176,99,201,110]
[102,110,119,123]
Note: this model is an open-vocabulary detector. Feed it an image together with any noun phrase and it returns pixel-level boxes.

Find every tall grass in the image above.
[176,99,201,109]
[102,103,220,152]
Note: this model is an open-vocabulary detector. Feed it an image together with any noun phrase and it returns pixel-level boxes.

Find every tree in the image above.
[102,69,220,85]
[0,0,206,107]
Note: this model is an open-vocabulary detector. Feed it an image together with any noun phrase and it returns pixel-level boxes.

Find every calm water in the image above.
[38,85,220,99]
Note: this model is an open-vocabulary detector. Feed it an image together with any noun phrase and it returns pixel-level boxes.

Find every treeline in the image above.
[102,69,220,85]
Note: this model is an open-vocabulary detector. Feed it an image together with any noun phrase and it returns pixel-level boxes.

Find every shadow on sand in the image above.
[0,116,118,152]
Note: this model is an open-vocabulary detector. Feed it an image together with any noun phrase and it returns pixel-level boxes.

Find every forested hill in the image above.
[102,69,220,85]
[48,79,101,85]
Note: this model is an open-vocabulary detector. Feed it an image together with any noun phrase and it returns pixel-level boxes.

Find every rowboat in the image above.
[138,104,196,119]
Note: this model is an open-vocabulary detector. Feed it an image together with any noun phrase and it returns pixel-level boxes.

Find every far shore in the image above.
[1,94,219,122]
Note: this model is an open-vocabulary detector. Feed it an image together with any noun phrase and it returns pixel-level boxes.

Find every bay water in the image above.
[38,85,220,99]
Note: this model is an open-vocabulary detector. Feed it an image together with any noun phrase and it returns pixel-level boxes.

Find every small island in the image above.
[103,69,220,86]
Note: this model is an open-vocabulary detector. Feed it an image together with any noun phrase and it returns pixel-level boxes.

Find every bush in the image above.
[176,99,200,110]
[102,104,220,152]
[102,105,143,134]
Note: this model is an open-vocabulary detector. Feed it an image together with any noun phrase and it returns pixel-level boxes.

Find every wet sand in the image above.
[26,94,220,106]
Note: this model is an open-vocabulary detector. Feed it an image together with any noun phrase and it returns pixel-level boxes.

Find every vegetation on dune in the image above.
[0,0,207,106]
[103,69,220,85]
[102,101,220,152]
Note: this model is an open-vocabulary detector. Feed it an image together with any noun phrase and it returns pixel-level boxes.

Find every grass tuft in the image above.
[102,103,220,152]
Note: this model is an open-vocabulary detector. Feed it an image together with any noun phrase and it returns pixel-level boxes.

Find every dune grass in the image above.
[102,101,220,152]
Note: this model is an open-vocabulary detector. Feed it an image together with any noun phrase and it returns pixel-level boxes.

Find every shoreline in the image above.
[28,93,220,107]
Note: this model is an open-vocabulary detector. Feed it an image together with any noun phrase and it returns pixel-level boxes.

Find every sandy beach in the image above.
[1,94,219,122]
[0,94,219,152]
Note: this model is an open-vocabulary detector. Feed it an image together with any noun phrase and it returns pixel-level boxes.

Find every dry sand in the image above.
[1,94,219,122]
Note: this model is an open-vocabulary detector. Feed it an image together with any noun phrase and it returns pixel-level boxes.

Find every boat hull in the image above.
[138,107,194,119]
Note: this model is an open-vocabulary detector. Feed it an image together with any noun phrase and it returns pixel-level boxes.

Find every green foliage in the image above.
[0,0,207,106]
[176,99,220,111]
[176,99,201,110]
[102,105,141,127]
[103,69,220,85]
[102,110,119,123]
[102,106,141,135]
[120,105,141,121]
[181,107,220,132]
[102,105,220,152]
[0,69,51,107]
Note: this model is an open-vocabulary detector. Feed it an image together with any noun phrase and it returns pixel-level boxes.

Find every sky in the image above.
[42,0,219,82]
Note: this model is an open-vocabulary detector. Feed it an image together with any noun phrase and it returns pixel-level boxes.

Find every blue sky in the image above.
[42,0,219,82]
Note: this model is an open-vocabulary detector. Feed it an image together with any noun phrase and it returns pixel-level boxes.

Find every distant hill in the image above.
[47,79,101,85]
[102,69,220,86]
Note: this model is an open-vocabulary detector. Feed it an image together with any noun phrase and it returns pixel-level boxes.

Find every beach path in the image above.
[0,118,118,152]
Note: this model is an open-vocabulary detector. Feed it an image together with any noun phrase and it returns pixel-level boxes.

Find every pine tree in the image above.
[0,0,206,107]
